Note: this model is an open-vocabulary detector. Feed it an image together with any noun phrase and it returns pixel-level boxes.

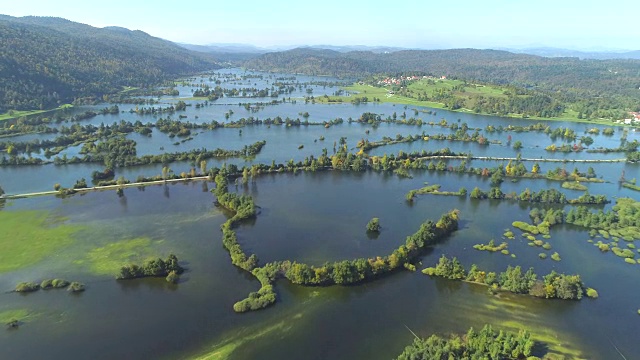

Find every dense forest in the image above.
[0,16,219,113]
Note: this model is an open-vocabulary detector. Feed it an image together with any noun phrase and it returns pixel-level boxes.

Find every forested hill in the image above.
[244,48,640,98]
[0,15,220,113]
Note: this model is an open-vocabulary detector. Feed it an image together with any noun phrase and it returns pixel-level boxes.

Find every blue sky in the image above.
[3,0,639,50]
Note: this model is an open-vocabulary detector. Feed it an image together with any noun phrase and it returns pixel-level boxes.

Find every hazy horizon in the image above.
[3,0,639,51]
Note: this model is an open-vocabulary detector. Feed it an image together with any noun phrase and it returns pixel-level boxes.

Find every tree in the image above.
[0,184,4,196]
[366,218,380,232]
[200,160,207,175]
[532,162,540,174]
[513,141,523,150]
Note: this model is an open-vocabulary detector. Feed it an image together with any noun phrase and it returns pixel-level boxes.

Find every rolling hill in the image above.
[0,15,220,113]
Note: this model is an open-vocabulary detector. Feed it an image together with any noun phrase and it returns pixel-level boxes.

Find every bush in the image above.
[366,217,380,232]
[166,271,180,284]
[542,243,552,250]
[15,282,40,292]
[67,282,85,292]
[586,288,599,298]
[539,253,547,259]
[551,252,561,261]
[40,279,70,289]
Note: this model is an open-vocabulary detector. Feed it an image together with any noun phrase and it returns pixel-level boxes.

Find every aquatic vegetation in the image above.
[472,239,509,254]
[561,181,588,191]
[84,237,155,275]
[551,252,562,261]
[0,211,82,273]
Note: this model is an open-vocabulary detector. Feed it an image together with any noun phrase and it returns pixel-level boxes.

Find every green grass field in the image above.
[314,81,624,126]
[0,210,83,273]
[0,104,73,122]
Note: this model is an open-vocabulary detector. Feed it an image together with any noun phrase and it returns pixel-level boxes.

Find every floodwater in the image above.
[0,69,639,359]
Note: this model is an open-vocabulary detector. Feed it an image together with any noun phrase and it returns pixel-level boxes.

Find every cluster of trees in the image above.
[526,198,640,240]
[396,324,536,360]
[117,254,184,282]
[469,187,609,205]
[424,255,592,300]
[48,139,265,168]
[15,279,84,293]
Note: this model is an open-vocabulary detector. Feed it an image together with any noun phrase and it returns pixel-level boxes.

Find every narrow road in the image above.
[2,176,210,200]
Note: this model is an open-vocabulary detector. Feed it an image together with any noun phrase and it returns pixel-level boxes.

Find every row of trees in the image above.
[469,187,609,205]
[424,255,593,300]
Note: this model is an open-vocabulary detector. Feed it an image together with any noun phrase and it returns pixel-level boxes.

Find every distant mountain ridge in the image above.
[243,47,640,98]
[500,47,640,60]
[0,15,219,112]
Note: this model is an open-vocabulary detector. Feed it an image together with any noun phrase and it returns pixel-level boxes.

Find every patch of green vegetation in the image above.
[551,252,562,261]
[82,237,155,275]
[337,82,619,126]
[595,241,610,252]
[624,258,637,264]
[0,210,83,273]
[67,282,85,292]
[561,181,588,191]
[542,243,552,250]
[586,288,598,298]
[190,315,298,360]
[503,230,515,239]
[0,104,73,121]
[497,320,585,358]
[622,182,640,192]
[40,279,70,289]
[539,253,548,259]
[472,239,507,252]
[0,309,38,324]
[612,247,635,259]
[15,282,40,292]
[512,220,550,236]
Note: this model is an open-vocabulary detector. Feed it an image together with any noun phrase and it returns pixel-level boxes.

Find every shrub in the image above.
[67,282,85,292]
[542,243,552,250]
[15,282,40,292]
[366,217,380,232]
[41,279,70,289]
[539,253,548,259]
[586,288,599,298]
[551,252,561,261]
[624,258,637,264]
[422,267,436,276]
[166,271,180,284]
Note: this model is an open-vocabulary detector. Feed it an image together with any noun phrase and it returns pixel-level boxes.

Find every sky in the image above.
[2,0,639,50]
